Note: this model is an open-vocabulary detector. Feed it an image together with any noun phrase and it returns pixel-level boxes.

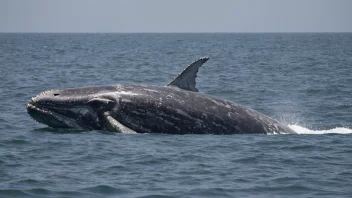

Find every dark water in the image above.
[0,33,352,197]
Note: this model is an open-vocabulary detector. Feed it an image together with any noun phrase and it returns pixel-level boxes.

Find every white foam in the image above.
[288,125,352,134]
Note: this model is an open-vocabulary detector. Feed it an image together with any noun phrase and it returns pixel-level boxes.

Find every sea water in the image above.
[0,33,351,197]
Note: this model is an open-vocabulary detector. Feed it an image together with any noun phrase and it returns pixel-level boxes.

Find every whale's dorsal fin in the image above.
[166,57,209,92]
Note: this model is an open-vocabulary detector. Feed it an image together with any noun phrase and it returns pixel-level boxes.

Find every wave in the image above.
[0,185,130,198]
[288,125,352,134]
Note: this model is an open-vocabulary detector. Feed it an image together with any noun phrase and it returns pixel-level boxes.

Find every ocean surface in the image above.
[0,33,351,197]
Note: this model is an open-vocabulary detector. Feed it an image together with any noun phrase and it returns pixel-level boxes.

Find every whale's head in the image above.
[27,86,119,130]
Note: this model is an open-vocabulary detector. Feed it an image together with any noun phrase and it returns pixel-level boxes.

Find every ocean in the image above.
[0,33,351,197]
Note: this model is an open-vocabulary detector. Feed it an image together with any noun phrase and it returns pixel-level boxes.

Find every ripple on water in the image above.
[1,139,29,145]
[80,185,130,195]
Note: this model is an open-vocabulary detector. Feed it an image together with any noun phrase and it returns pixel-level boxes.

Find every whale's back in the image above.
[113,84,295,134]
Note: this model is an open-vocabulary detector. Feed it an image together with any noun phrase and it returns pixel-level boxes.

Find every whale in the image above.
[27,57,296,134]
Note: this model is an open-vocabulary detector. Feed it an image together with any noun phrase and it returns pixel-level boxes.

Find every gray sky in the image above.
[1,0,351,32]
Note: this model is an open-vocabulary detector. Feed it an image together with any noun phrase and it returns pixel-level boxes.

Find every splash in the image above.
[288,125,352,134]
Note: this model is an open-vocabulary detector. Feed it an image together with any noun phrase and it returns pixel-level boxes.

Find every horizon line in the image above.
[1,31,352,34]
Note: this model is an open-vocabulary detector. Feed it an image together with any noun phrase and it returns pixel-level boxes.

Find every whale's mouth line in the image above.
[27,103,83,129]
[27,103,51,115]
[27,103,79,119]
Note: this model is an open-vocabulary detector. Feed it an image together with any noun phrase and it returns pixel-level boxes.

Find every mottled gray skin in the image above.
[27,84,296,134]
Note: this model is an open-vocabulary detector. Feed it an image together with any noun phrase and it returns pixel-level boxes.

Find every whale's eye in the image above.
[53,93,60,96]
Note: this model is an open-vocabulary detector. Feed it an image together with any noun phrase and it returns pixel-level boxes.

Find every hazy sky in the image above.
[1,0,351,32]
